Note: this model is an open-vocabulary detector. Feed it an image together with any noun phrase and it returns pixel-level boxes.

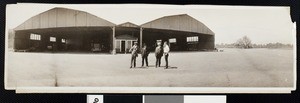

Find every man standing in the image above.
[155,42,163,68]
[141,43,150,67]
[163,41,170,69]
[129,42,138,68]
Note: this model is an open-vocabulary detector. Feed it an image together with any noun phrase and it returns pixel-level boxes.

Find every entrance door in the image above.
[121,41,125,52]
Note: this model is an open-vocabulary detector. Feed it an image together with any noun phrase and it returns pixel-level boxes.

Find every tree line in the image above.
[216,36,293,49]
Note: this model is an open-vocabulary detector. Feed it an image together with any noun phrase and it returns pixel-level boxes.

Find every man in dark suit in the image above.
[141,43,150,67]
[155,42,163,68]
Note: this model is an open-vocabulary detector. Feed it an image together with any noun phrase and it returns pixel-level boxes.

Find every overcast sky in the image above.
[6,4,295,44]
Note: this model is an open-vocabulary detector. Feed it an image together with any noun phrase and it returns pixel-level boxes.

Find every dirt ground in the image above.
[5,48,294,88]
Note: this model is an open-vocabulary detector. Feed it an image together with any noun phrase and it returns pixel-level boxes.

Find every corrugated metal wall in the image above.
[141,14,214,35]
[14,8,116,30]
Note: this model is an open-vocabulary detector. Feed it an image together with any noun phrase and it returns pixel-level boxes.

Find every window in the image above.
[169,38,176,43]
[132,40,137,46]
[30,33,41,40]
[61,38,66,43]
[50,37,56,42]
[116,40,120,48]
[187,36,198,42]
[127,41,132,49]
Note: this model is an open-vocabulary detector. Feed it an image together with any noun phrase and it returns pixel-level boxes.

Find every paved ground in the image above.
[6,48,294,88]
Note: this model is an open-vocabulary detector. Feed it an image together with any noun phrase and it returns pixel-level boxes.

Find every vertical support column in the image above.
[10,30,15,50]
[140,27,143,49]
[111,26,116,55]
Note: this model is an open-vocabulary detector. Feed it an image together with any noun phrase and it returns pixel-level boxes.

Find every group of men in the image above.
[129,41,170,69]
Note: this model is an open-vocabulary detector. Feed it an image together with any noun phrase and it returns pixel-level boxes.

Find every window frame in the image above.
[169,38,176,43]
[187,36,199,42]
[30,33,41,41]
[50,37,56,42]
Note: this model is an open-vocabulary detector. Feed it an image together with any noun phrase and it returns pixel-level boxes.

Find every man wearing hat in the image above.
[129,42,139,68]
[141,43,150,67]
[155,41,163,68]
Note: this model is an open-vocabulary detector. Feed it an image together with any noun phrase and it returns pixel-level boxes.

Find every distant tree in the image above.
[235,36,252,49]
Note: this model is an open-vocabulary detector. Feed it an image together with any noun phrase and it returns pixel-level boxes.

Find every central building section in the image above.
[115,22,139,53]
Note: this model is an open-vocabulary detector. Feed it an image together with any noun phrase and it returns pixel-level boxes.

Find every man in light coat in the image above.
[129,42,138,68]
[163,41,170,69]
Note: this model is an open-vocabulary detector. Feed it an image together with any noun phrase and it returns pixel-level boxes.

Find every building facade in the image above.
[9,7,215,54]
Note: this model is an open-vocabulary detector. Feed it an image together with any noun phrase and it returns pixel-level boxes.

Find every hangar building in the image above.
[9,7,215,54]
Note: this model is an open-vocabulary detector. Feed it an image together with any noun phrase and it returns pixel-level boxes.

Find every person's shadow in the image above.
[135,65,178,69]
[162,66,178,69]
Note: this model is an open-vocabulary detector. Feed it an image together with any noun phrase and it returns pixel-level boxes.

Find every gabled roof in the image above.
[118,22,139,27]
[141,14,214,35]
[14,7,116,30]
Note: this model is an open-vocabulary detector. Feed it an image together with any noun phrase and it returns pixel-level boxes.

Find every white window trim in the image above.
[30,33,41,41]
[50,37,56,42]
[187,36,199,42]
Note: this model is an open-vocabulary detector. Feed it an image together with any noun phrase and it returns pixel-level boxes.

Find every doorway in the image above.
[121,41,125,52]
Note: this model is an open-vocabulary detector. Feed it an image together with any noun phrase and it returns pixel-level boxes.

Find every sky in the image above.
[6,4,295,44]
